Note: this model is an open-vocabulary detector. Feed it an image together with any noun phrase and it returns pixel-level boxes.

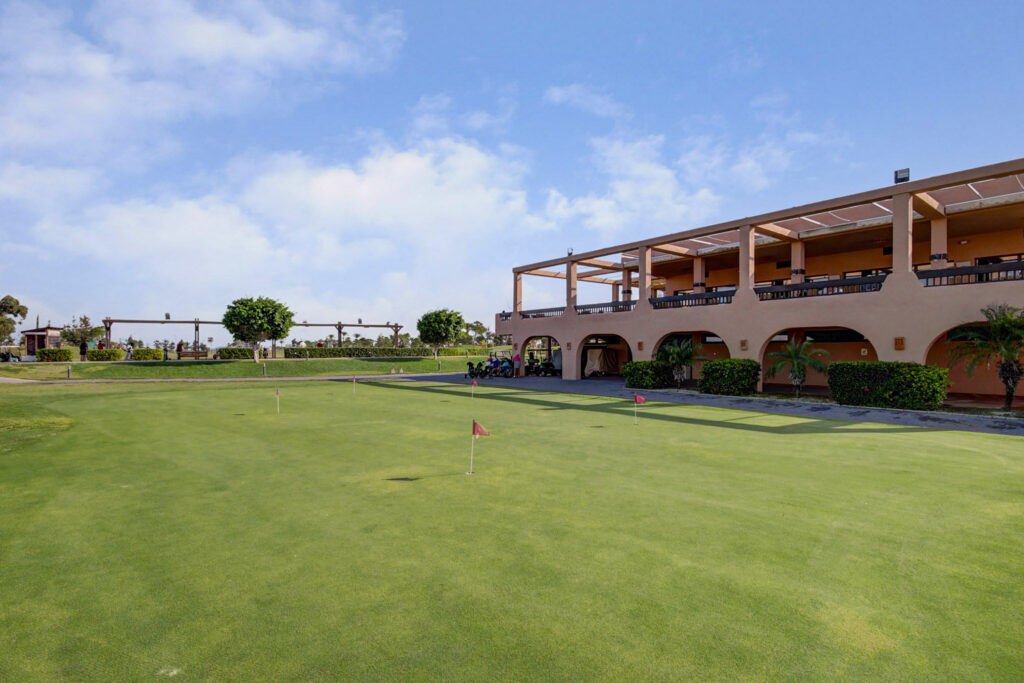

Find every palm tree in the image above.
[948,304,1024,411]
[656,337,704,387]
[764,339,830,398]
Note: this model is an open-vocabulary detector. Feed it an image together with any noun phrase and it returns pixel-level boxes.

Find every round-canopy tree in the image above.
[417,309,465,358]
[222,297,295,362]
[0,295,28,345]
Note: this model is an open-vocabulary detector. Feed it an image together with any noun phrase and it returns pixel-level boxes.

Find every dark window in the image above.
[804,329,866,343]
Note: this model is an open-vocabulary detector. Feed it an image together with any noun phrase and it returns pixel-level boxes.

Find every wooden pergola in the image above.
[102,318,404,348]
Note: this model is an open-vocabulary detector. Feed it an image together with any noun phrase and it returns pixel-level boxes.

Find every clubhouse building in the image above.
[496,158,1024,399]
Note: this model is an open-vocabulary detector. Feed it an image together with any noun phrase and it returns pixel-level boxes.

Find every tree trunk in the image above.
[1004,381,1017,412]
[254,344,259,363]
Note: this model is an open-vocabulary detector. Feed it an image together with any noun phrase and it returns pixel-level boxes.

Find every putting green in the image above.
[1,381,1022,680]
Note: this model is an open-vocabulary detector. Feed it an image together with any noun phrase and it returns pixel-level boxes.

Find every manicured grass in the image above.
[0,356,477,381]
[1,381,1022,679]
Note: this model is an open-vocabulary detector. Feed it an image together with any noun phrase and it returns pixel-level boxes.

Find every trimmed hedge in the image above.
[36,348,75,362]
[86,349,125,362]
[284,347,434,358]
[623,360,674,389]
[698,359,761,395]
[131,348,164,361]
[217,347,255,360]
[827,361,948,411]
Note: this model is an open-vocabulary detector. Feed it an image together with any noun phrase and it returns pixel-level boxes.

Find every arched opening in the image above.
[653,331,731,387]
[520,335,562,377]
[925,324,1024,408]
[760,327,877,395]
[578,334,632,379]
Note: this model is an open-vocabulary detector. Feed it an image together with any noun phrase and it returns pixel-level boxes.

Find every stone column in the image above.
[692,257,706,293]
[513,272,523,313]
[566,262,577,312]
[637,245,652,310]
[790,241,806,283]
[930,217,948,268]
[891,193,914,276]
[737,225,756,297]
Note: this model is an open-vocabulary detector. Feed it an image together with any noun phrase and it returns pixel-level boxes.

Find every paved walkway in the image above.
[426,375,1024,437]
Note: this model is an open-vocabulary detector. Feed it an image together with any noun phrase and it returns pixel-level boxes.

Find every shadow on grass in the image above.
[358,380,937,436]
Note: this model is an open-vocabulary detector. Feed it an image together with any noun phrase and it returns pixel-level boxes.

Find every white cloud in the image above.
[545,136,720,241]
[0,1,405,164]
[0,163,101,210]
[543,84,631,119]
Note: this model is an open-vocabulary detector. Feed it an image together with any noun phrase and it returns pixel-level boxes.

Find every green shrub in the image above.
[828,361,948,410]
[36,348,75,362]
[86,349,125,361]
[623,360,675,389]
[217,347,255,360]
[698,359,761,395]
[438,347,491,356]
[284,347,436,358]
[131,348,164,361]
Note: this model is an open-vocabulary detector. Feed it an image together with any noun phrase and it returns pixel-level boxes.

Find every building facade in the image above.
[496,158,1024,399]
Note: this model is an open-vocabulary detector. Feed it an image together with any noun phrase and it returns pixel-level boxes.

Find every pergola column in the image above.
[738,225,756,293]
[612,283,620,302]
[637,245,652,309]
[104,319,112,346]
[930,217,948,268]
[566,262,577,312]
[513,272,523,313]
[790,241,806,284]
[891,193,914,275]
[692,257,706,293]
[621,267,631,301]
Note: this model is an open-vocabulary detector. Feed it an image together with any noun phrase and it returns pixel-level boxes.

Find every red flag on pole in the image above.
[472,421,490,438]
[276,387,280,397]
[472,379,478,387]
[634,394,646,404]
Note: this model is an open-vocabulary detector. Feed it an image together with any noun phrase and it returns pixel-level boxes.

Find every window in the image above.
[805,274,830,282]
[976,253,1024,265]
[842,267,892,279]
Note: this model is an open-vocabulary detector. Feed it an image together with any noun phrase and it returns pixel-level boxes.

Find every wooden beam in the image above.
[578,267,621,277]
[650,243,694,257]
[576,257,619,269]
[523,269,617,284]
[913,191,945,219]
[753,222,798,241]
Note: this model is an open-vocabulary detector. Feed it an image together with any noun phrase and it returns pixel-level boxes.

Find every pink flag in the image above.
[275,387,280,397]
[472,379,478,387]
[634,394,647,404]
[472,421,490,438]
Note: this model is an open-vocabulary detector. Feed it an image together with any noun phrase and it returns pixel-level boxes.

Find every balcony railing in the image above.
[755,274,887,301]
[520,307,565,319]
[917,260,1024,287]
[650,291,734,309]
[498,311,511,321]
[575,300,637,315]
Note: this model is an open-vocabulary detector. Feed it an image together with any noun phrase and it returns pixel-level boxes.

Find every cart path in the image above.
[425,375,1024,437]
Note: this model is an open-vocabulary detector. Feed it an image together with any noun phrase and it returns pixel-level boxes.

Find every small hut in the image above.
[21,326,62,355]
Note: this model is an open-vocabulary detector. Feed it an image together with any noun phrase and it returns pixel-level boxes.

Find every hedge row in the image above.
[36,348,75,362]
[131,348,164,361]
[827,361,948,411]
[86,349,125,362]
[623,360,675,389]
[698,359,761,395]
[283,347,433,358]
[217,347,254,360]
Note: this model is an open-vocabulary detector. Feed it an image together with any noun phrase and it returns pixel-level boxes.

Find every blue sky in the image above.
[3,0,1023,344]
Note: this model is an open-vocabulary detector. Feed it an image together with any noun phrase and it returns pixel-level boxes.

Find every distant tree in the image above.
[656,337,704,387]
[61,315,104,347]
[374,334,392,347]
[417,309,465,358]
[764,339,830,398]
[0,295,28,344]
[948,304,1024,411]
[222,297,295,362]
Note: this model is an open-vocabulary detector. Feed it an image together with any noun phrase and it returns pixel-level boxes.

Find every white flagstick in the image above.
[634,401,638,425]
[276,389,280,414]
[352,377,356,394]
[468,435,475,475]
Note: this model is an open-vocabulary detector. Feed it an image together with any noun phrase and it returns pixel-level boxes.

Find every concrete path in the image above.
[426,375,1024,437]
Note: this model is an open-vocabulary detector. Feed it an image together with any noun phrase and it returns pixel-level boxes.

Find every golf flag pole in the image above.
[469,420,489,474]
[472,378,477,399]
[633,393,646,425]
[276,387,280,414]
[353,376,356,394]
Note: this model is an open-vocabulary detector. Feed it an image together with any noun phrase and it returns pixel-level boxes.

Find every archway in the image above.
[759,327,878,395]
[578,334,632,379]
[520,335,562,377]
[653,331,731,386]
[925,324,1023,407]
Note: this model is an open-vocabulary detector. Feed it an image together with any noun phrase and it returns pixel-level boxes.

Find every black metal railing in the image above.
[650,291,734,309]
[917,260,1024,287]
[755,274,887,301]
[574,300,637,315]
[519,307,566,319]
[498,311,511,321]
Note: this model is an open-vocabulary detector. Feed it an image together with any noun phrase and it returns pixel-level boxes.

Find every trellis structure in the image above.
[102,318,404,349]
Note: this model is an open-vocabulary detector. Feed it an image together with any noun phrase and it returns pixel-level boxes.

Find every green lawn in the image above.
[1,381,1022,680]
[0,356,476,381]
